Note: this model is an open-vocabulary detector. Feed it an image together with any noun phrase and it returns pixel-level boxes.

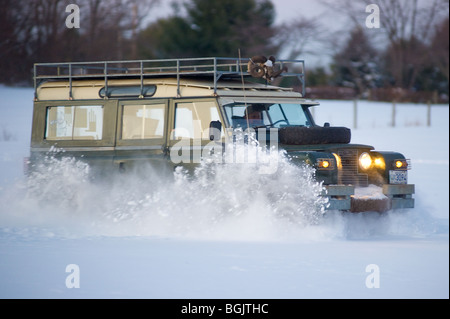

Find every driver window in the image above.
[225,104,270,129]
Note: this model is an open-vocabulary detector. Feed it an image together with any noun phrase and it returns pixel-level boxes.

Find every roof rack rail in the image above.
[34,57,305,99]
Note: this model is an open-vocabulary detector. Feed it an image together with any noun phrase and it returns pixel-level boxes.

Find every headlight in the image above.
[359,152,372,170]
[373,157,385,169]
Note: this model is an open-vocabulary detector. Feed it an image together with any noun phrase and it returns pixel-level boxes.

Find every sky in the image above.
[151,0,343,24]
[272,0,336,24]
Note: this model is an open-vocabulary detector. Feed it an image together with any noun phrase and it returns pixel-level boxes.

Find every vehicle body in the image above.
[29,57,414,212]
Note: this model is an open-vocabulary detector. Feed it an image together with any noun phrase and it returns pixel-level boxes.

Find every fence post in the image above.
[353,99,358,129]
[427,101,431,127]
[391,101,396,127]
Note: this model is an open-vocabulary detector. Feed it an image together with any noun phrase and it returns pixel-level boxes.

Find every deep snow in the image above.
[0,85,448,299]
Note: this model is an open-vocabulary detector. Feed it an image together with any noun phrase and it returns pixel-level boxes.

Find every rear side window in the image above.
[45,105,104,140]
[121,103,166,140]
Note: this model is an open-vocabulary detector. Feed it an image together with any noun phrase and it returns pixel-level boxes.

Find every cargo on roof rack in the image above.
[33,57,305,100]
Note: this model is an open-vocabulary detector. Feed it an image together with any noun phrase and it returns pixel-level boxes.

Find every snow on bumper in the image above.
[322,184,415,212]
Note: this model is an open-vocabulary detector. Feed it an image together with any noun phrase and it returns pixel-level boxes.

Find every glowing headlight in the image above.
[317,158,333,170]
[374,157,385,169]
[359,152,372,170]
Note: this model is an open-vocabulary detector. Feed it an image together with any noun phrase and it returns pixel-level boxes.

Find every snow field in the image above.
[0,86,448,299]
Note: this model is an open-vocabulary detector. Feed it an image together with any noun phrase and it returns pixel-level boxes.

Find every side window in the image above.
[45,105,103,140]
[122,104,165,140]
[172,101,222,140]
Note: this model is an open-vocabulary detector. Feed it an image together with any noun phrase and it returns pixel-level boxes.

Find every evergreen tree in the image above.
[138,0,277,59]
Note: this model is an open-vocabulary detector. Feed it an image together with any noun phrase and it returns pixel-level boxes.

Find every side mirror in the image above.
[324,122,330,127]
[209,121,222,141]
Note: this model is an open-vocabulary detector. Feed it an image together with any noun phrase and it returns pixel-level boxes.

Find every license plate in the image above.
[389,170,408,184]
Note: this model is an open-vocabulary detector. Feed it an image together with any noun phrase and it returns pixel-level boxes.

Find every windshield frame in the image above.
[221,100,317,129]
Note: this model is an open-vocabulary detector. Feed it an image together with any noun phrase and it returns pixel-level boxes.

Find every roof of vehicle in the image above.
[33,57,310,102]
[35,77,312,101]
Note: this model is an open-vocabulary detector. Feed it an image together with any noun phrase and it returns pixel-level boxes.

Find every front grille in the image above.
[338,149,368,187]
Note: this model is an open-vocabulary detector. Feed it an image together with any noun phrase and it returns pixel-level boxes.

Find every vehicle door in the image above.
[167,99,226,172]
[114,100,169,174]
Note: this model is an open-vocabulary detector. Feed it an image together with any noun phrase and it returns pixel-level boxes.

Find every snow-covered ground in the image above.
[0,85,448,299]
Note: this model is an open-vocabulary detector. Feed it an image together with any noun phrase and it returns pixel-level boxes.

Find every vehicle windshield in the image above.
[223,103,314,129]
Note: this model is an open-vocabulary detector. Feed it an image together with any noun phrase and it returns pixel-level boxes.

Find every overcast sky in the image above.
[273,0,334,24]
[151,0,345,23]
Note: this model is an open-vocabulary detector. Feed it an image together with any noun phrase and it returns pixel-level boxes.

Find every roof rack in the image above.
[34,57,305,99]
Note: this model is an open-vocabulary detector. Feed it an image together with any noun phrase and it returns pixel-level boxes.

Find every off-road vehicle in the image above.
[30,57,414,212]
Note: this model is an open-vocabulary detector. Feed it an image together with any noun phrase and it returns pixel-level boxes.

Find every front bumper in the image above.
[322,184,415,212]
[381,184,415,210]
[322,185,354,211]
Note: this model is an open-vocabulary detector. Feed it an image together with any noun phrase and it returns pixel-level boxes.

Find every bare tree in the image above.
[81,0,160,60]
[429,17,449,82]
[319,0,448,42]
[319,0,449,90]
[333,26,381,97]
[0,0,34,83]
[0,0,161,84]
[378,0,448,89]
[377,0,448,44]
[274,17,322,60]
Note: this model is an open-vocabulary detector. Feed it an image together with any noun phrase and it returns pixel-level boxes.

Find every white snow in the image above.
[0,85,448,299]
[353,185,387,200]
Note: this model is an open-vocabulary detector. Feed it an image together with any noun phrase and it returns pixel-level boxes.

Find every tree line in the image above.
[0,0,159,84]
[1,0,448,102]
[319,0,449,102]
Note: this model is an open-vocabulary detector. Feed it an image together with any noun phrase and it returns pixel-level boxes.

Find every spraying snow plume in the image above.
[0,132,439,242]
[0,135,329,240]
